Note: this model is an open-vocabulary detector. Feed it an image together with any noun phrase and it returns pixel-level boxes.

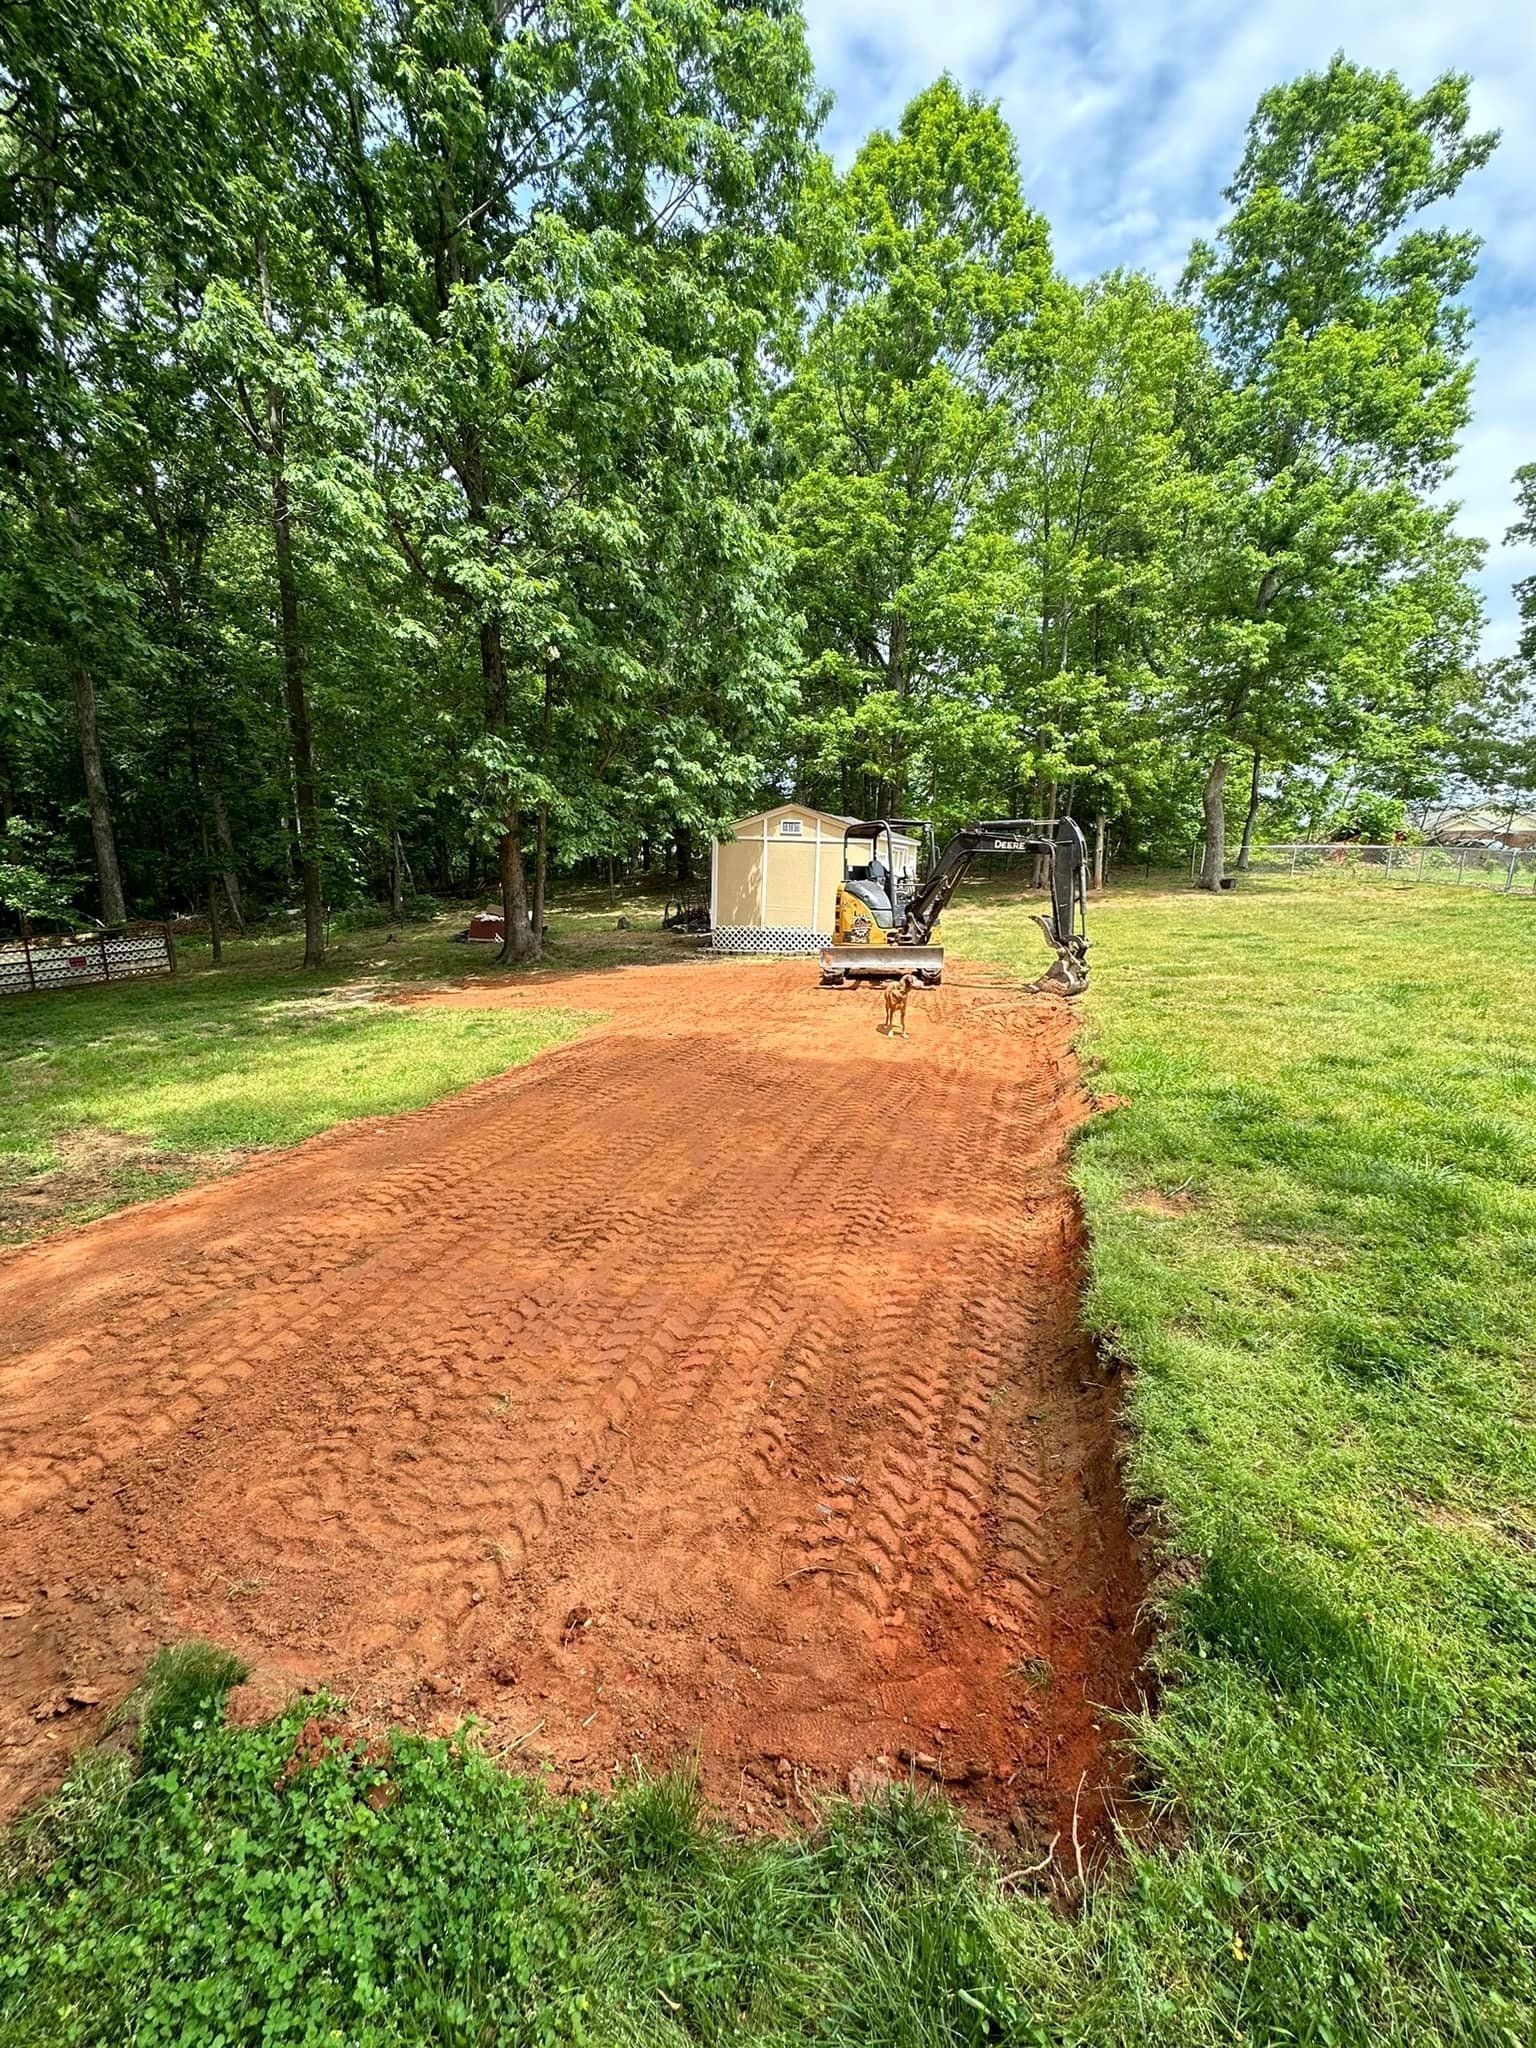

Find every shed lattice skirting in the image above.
[711,927,830,956]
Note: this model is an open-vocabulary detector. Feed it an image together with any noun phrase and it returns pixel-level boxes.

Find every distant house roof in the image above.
[1433,805,1536,847]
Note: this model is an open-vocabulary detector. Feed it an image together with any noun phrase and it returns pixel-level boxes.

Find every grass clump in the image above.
[117,1641,251,1764]
[0,1707,1060,2048]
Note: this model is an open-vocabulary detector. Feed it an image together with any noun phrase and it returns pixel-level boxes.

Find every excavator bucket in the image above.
[819,944,945,987]
[1030,913,1090,996]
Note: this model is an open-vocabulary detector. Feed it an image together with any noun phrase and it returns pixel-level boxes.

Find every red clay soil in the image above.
[0,957,1146,1850]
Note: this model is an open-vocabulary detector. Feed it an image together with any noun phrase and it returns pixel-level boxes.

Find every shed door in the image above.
[763,835,818,927]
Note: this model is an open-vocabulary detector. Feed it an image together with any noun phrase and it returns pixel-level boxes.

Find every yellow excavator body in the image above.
[831,886,943,950]
[821,882,946,985]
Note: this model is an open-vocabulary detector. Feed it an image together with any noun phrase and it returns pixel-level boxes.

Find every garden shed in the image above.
[709,804,919,954]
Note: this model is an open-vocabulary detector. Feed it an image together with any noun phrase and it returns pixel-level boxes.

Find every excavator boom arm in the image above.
[902,819,1086,945]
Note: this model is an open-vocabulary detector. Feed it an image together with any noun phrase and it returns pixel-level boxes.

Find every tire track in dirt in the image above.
[0,956,1147,1847]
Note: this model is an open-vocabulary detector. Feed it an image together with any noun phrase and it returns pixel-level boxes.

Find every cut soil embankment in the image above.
[0,957,1145,1849]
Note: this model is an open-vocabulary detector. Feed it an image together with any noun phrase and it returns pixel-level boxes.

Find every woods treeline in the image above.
[3,1,1532,962]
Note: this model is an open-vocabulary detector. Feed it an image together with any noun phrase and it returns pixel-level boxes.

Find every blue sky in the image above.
[802,0,1535,659]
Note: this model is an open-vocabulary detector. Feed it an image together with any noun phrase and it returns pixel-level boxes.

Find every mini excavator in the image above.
[819,817,1090,993]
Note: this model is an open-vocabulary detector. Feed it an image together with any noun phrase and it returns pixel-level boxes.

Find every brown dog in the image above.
[882,974,914,1038]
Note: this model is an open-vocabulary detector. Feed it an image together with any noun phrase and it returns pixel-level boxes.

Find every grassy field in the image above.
[968,877,1536,2043]
[2,876,1534,2045]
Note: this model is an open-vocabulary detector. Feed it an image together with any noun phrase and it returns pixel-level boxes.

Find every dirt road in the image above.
[0,957,1143,1843]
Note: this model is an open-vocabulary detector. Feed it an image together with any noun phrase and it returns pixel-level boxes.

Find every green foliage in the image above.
[1,1703,1050,2048]
[0,817,82,925]
[1177,57,1501,876]
[0,0,820,946]
[773,57,1514,864]
[1507,465,1536,667]
[1326,790,1408,841]
[775,78,1051,822]
[347,0,819,943]
[1,17,1525,908]
[1001,272,1207,831]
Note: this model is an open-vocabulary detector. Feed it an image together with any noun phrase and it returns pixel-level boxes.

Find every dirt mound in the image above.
[0,957,1146,1848]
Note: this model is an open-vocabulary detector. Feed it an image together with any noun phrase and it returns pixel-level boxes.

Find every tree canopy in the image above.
[0,15,1525,947]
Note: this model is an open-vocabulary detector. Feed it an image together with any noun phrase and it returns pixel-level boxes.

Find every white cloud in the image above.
[803,0,1536,656]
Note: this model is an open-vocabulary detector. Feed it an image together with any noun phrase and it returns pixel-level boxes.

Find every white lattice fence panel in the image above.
[0,929,174,997]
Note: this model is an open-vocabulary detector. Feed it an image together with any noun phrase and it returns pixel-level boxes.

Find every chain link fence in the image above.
[1192,842,1536,892]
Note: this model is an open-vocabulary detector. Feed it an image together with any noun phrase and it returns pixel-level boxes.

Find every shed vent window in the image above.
[777,818,804,836]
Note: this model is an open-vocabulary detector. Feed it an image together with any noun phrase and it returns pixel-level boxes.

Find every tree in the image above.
[776,79,1051,824]
[1509,466,1536,664]
[0,22,1517,936]
[1001,272,1206,874]
[182,0,387,968]
[0,0,177,924]
[357,0,817,961]
[0,817,82,933]
[1182,56,1496,886]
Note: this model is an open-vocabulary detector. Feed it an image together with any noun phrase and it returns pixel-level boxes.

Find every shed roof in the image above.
[722,802,917,842]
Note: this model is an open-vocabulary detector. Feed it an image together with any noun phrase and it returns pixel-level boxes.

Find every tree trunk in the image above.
[480,617,537,966]
[208,783,244,931]
[278,781,295,886]
[674,820,693,887]
[267,460,325,967]
[390,828,406,919]
[1092,812,1106,893]
[531,802,547,946]
[205,867,223,965]
[1235,748,1262,872]
[1199,755,1229,890]
[70,665,127,924]
[40,119,126,931]
[498,818,536,964]
[190,788,223,965]
[255,230,324,968]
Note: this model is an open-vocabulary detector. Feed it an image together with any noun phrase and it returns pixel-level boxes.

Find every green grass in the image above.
[0,1659,1067,2048]
[2,876,1534,2044]
[960,875,1536,2043]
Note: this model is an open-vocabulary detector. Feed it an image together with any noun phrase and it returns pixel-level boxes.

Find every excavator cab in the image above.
[833,820,932,940]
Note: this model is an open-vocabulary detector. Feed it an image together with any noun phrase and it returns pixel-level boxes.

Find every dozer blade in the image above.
[819,944,944,987]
